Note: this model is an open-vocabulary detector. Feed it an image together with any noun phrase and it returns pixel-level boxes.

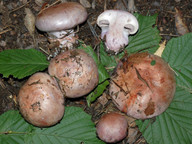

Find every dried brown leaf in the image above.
[79,0,91,8]
[24,8,35,38]
[175,8,189,35]
[154,40,166,57]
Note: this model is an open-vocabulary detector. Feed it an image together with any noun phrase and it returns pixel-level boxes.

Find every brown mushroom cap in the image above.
[96,112,128,143]
[18,72,65,127]
[109,52,176,119]
[35,2,88,32]
[48,49,99,98]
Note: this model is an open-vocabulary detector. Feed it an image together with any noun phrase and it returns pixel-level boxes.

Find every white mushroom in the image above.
[97,10,139,54]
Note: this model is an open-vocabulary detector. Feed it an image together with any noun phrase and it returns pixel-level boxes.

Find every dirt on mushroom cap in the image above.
[109,52,176,119]
[48,49,99,98]
[18,72,65,127]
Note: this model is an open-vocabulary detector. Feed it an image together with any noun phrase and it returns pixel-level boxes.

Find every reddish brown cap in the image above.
[35,2,88,32]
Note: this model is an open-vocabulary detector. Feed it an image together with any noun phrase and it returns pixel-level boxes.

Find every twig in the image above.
[9,0,31,13]
[104,0,107,10]
[105,66,115,70]
[87,20,99,40]
[49,0,61,7]
[39,0,61,14]
[0,25,16,35]
[39,47,50,55]
[0,78,6,89]
[166,11,192,18]
[0,28,12,35]
[160,33,179,37]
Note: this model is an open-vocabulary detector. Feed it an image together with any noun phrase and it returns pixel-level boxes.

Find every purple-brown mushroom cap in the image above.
[35,2,88,32]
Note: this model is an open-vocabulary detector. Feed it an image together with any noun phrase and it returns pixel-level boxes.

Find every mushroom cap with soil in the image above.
[109,52,176,119]
[48,49,99,98]
[18,72,65,127]
[97,10,139,54]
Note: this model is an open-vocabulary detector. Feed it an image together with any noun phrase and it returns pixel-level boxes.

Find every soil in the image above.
[0,0,191,143]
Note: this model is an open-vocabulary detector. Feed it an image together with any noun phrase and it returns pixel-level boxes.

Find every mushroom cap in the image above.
[96,112,128,143]
[109,53,176,119]
[97,10,139,53]
[35,2,88,32]
[48,49,99,98]
[18,72,65,127]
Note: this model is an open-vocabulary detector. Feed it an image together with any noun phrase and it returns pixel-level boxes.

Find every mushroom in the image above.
[96,112,128,143]
[109,52,176,119]
[18,72,65,127]
[48,49,99,98]
[97,10,139,54]
[35,2,88,49]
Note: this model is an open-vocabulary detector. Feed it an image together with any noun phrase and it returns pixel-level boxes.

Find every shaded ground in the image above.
[0,0,191,143]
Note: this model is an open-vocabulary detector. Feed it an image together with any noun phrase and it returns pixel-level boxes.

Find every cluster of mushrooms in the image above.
[18,2,176,143]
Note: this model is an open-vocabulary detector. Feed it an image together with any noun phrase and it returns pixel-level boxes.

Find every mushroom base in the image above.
[47,29,78,49]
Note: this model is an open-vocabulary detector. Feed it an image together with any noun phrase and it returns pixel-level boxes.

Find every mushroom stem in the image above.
[48,29,78,49]
[97,10,139,54]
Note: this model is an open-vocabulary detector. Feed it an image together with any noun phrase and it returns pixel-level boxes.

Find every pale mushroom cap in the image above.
[97,10,139,53]
[35,2,88,32]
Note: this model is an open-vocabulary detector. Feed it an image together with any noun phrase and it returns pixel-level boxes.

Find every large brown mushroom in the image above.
[109,52,176,119]
[35,2,88,49]
[18,72,65,127]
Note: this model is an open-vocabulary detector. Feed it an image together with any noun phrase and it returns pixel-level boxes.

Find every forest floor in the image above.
[0,0,191,143]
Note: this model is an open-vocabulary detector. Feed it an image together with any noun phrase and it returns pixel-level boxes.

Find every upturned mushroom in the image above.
[97,10,139,54]
[35,2,88,49]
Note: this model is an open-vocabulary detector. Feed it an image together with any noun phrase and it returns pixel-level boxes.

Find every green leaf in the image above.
[0,107,104,144]
[150,60,156,66]
[162,33,192,91]
[0,110,33,144]
[136,87,192,144]
[125,13,161,54]
[78,45,110,83]
[0,49,49,79]
[87,80,109,107]
[99,42,117,71]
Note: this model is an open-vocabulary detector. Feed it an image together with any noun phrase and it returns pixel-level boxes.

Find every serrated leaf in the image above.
[0,49,49,79]
[136,87,192,144]
[29,107,104,144]
[87,80,109,107]
[0,107,104,144]
[162,33,192,91]
[78,45,109,83]
[125,13,161,54]
[99,42,117,71]
[0,110,32,144]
